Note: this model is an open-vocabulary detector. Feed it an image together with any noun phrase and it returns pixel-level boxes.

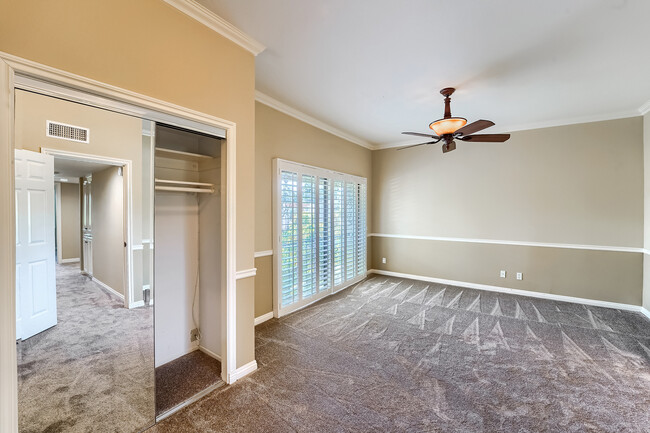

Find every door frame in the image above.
[0,52,239,433]
[43,149,133,309]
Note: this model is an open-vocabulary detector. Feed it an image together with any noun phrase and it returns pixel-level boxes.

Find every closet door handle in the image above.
[124,241,127,248]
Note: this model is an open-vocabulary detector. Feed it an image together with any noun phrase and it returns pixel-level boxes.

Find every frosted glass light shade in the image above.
[429,117,467,135]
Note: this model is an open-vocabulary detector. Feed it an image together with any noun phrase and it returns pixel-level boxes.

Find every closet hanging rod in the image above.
[155,178,214,187]
[155,186,215,194]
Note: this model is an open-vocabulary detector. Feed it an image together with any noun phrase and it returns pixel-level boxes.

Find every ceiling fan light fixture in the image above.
[429,117,467,135]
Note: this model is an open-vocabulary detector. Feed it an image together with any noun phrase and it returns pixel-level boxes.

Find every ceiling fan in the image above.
[400,87,510,153]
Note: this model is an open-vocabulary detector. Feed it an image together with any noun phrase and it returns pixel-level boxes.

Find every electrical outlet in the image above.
[516,272,523,281]
[500,270,506,278]
[190,328,199,342]
[382,257,387,264]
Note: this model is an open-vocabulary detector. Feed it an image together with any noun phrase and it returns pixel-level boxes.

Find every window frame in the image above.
[272,158,367,317]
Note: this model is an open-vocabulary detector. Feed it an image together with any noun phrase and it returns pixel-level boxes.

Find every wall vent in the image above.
[46,120,89,143]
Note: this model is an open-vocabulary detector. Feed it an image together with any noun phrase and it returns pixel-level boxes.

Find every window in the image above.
[274,159,367,316]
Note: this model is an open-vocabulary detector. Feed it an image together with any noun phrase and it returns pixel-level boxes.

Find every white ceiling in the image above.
[199,0,650,148]
[54,157,113,182]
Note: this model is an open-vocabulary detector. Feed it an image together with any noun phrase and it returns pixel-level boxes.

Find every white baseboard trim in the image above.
[227,360,257,383]
[128,300,145,309]
[640,307,650,320]
[368,269,645,314]
[199,345,222,361]
[254,312,274,326]
[60,258,80,264]
[92,277,125,301]
[155,380,225,422]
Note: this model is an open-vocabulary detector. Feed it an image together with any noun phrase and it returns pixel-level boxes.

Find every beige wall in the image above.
[15,89,144,300]
[59,182,80,260]
[2,0,256,368]
[372,117,644,305]
[92,166,125,295]
[372,237,642,305]
[15,90,143,241]
[373,117,643,246]
[254,255,272,317]
[254,101,372,317]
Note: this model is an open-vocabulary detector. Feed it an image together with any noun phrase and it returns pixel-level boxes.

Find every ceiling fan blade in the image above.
[458,133,510,142]
[402,131,440,139]
[396,141,437,151]
[454,119,495,136]
[441,140,456,153]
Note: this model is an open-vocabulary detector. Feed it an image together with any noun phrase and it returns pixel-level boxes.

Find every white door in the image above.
[15,149,56,340]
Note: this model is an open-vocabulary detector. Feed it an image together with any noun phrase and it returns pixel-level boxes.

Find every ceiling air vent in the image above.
[46,120,89,143]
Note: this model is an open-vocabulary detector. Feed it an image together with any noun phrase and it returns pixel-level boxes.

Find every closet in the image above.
[153,124,223,417]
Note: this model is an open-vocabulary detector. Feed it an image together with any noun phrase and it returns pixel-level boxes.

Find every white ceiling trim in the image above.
[162,0,265,56]
[255,91,375,150]
[639,99,650,116]
[255,91,650,152]
[374,108,644,151]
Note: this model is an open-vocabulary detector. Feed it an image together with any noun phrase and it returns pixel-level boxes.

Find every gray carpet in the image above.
[150,275,650,432]
[156,350,223,415]
[18,263,155,433]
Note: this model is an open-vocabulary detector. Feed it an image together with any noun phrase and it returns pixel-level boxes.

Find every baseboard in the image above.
[254,312,274,326]
[227,360,257,383]
[60,257,80,264]
[92,277,125,301]
[641,307,650,320]
[155,380,225,422]
[128,300,145,309]
[368,269,645,314]
[199,345,221,361]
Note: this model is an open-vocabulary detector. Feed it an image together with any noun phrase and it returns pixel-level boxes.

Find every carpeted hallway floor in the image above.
[150,275,650,432]
[17,263,155,433]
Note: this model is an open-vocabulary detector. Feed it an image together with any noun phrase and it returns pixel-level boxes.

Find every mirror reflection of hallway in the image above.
[14,89,155,432]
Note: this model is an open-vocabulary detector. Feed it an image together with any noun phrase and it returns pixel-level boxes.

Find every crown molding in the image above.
[255,91,375,150]
[493,109,642,134]
[373,139,429,151]
[639,99,650,116]
[256,90,650,152]
[374,109,644,150]
[162,0,265,56]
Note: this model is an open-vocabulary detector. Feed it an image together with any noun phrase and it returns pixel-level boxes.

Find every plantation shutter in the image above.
[274,159,367,316]
[279,170,299,307]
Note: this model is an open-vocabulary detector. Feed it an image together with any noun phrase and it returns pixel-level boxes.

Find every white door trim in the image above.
[0,51,238,433]
[54,182,63,264]
[42,148,133,309]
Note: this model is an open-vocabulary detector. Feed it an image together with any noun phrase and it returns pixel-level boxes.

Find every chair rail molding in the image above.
[369,233,643,253]
[236,267,257,280]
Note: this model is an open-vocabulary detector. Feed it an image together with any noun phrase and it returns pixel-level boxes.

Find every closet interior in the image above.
[153,124,224,417]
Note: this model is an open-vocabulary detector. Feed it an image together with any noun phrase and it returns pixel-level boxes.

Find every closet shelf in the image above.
[155,178,215,194]
[155,147,214,161]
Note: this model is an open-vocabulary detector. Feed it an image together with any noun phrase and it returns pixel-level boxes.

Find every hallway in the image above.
[17,263,154,432]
